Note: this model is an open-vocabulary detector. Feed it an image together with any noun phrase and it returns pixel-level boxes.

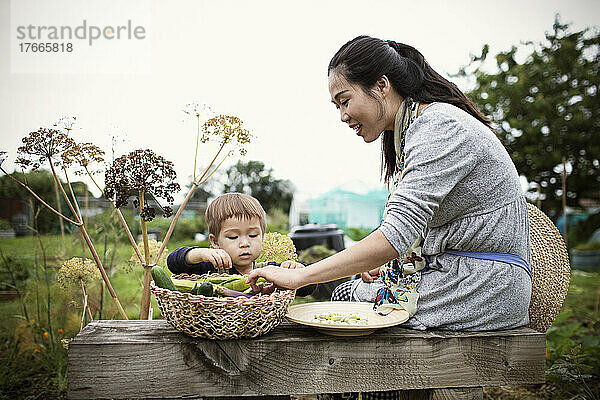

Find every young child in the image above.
[167,192,315,296]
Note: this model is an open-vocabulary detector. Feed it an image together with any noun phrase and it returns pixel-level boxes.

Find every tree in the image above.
[223,160,294,214]
[462,17,600,219]
[0,169,63,233]
[0,170,95,234]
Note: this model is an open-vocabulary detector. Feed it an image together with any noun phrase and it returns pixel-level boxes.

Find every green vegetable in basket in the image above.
[222,277,250,291]
[222,276,268,292]
[151,266,177,291]
[171,275,239,292]
[210,275,239,284]
[171,277,197,292]
[167,273,270,295]
[191,281,214,297]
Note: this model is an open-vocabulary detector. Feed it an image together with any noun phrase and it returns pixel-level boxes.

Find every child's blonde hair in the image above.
[206,193,266,237]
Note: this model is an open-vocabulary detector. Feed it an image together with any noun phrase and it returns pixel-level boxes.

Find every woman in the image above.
[248,35,531,332]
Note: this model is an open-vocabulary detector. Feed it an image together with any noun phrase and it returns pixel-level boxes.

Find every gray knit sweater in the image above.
[374,102,531,331]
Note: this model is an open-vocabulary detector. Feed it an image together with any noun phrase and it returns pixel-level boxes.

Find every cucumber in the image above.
[171,277,197,292]
[171,275,243,292]
[222,276,268,292]
[222,277,249,291]
[213,275,243,284]
[151,266,177,291]
[191,281,214,296]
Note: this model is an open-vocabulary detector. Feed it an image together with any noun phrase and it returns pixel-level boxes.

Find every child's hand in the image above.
[361,267,380,283]
[280,260,305,269]
[188,248,232,271]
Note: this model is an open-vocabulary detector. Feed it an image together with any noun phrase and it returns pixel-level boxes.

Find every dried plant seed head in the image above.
[54,116,77,132]
[61,338,73,351]
[140,206,156,221]
[61,142,105,175]
[183,102,214,120]
[127,239,168,270]
[16,127,76,171]
[201,115,252,155]
[0,151,7,168]
[104,149,180,221]
[57,257,101,289]
[256,232,298,263]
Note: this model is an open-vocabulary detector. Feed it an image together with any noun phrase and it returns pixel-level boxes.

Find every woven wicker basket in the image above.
[151,273,296,339]
[526,203,571,332]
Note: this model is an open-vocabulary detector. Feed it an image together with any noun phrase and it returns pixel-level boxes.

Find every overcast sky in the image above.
[1,0,599,201]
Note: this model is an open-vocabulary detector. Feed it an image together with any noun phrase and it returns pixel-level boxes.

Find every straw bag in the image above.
[526,203,571,332]
[151,273,296,339]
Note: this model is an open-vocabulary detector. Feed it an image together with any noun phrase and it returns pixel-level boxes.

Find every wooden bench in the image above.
[67,320,545,399]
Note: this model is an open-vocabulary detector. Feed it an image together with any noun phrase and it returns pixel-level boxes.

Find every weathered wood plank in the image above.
[68,320,544,399]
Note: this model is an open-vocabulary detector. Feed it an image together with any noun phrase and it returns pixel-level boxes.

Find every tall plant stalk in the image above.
[32,214,55,350]
[97,112,250,319]
[99,228,108,320]
[139,191,153,319]
[32,246,42,339]
[80,280,93,331]
[52,178,66,247]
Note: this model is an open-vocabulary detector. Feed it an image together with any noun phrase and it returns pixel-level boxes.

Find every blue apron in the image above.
[443,250,531,279]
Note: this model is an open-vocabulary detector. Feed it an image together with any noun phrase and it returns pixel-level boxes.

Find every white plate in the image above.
[286,301,409,336]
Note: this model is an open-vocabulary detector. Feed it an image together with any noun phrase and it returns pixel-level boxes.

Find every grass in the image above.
[485,269,600,399]
[0,233,195,399]
[0,234,599,399]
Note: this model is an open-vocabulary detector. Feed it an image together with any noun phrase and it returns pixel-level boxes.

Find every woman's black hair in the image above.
[328,35,492,184]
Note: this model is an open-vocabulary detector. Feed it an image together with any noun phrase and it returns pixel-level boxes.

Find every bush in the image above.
[266,208,289,235]
[0,218,12,231]
[567,211,600,249]
[168,217,207,242]
[85,209,126,245]
[298,244,336,265]
[344,227,371,242]
[0,170,75,234]
[574,241,600,251]
[131,214,206,243]
[0,254,30,291]
[544,270,600,397]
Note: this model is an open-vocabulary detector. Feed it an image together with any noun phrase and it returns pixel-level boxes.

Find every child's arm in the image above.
[166,246,232,275]
[185,248,232,271]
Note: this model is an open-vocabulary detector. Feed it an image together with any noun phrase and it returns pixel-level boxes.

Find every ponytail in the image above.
[329,36,492,184]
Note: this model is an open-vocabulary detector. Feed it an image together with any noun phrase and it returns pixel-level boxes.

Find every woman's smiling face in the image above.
[329,71,389,143]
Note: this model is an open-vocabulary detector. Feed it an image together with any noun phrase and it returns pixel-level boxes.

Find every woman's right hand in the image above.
[246,266,305,292]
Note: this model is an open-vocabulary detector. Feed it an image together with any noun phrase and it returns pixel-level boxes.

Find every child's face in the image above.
[210,216,263,271]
